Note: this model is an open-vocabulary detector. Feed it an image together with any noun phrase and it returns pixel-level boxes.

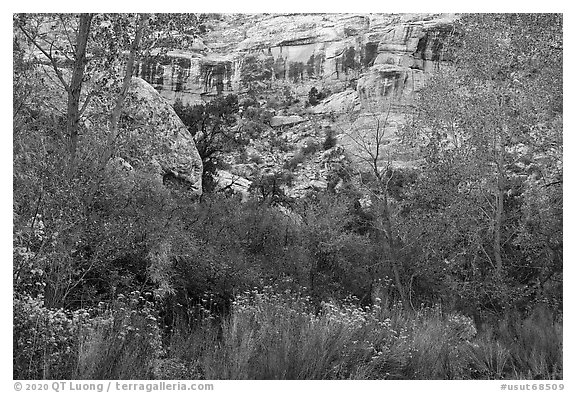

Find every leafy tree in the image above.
[173,95,244,193]
[306,54,316,77]
[288,61,305,83]
[295,193,377,302]
[401,14,562,312]
[240,54,273,94]
[15,14,93,177]
[13,13,201,307]
[249,171,293,206]
[322,127,337,150]
[307,87,328,106]
[342,46,358,75]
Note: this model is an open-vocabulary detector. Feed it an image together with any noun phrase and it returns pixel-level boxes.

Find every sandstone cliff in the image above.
[137,13,456,106]
[134,13,458,198]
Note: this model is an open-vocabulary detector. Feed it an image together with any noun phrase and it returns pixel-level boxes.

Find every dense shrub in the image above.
[307,87,329,106]
[14,295,89,379]
[283,150,306,171]
[14,291,163,380]
[14,13,562,381]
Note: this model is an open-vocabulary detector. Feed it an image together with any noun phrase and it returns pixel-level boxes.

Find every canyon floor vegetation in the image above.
[13,13,562,380]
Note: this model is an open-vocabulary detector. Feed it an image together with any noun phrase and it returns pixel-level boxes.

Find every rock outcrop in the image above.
[270,115,306,128]
[136,14,457,105]
[215,169,252,201]
[129,13,458,199]
[134,51,235,106]
[311,89,360,114]
[27,65,204,196]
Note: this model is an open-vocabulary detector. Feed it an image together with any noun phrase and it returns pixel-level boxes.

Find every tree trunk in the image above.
[494,179,504,278]
[66,14,92,178]
[106,14,148,153]
[380,194,407,303]
[85,14,149,208]
[493,126,506,279]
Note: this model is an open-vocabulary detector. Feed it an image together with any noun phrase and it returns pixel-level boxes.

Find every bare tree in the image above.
[339,99,407,304]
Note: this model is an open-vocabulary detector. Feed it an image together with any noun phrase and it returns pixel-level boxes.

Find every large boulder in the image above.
[23,67,203,197]
[121,77,203,196]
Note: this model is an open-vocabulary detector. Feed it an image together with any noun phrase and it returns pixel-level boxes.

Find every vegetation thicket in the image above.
[13,13,562,380]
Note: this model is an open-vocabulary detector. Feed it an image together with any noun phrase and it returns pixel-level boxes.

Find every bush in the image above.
[308,87,329,106]
[13,295,90,379]
[14,291,165,380]
[301,139,320,155]
[323,128,337,150]
[75,292,163,379]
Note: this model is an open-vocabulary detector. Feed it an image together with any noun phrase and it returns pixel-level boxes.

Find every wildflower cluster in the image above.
[13,216,49,297]
[14,290,165,380]
[231,286,314,324]
[446,313,477,342]
[85,292,161,345]
[76,291,163,379]
[13,294,91,379]
[186,292,222,325]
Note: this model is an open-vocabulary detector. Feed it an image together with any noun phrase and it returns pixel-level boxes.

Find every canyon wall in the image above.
[136,13,457,106]
[133,13,458,197]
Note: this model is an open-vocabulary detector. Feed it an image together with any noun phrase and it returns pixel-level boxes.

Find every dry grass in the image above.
[15,290,562,380]
[168,289,488,379]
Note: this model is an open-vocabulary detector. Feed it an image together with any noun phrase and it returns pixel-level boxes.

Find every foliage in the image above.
[240,54,274,93]
[249,172,293,205]
[400,13,562,310]
[13,295,90,379]
[13,13,562,380]
[307,86,330,106]
[174,95,245,193]
[288,62,305,83]
[13,12,202,309]
[76,292,163,379]
[323,127,337,150]
[165,288,560,380]
[14,291,164,380]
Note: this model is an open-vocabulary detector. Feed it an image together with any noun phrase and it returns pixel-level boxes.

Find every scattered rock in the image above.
[310,179,328,190]
[215,169,252,200]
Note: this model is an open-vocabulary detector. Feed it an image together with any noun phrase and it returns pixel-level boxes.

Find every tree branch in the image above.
[18,25,70,93]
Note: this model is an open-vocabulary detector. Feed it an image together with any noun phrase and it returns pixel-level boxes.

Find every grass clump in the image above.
[167,288,487,379]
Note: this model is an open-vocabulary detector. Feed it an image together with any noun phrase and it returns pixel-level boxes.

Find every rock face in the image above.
[134,51,235,106]
[137,14,456,105]
[270,115,306,127]
[129,14,458,199]
[122,77,203,196]
[311,89,360,114]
